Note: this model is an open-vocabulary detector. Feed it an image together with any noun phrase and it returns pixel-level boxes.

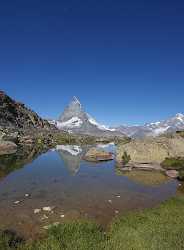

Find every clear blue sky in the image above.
[0,0,184,126]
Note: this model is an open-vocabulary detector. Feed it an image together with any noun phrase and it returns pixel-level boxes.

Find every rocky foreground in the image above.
[116,132,184,180]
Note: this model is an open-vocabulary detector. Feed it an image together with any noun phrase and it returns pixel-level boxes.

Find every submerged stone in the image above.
[123,170,169,186]
[166,170,179,178]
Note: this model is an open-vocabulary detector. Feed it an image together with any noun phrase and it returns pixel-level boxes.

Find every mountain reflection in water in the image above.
[0,143,179,238]
[56,145,84,175]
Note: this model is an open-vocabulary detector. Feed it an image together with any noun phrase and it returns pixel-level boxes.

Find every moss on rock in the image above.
[161,157,184,170]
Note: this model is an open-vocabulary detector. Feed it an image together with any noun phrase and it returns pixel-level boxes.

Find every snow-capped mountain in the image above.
[50,96,125,138]
[48,97,184,138]
[115,113,184,138]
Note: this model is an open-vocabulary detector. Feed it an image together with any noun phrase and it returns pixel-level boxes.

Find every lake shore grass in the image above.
[1,195,184,250]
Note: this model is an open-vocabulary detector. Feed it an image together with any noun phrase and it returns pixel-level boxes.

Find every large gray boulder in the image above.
[0,141,17,155]
[116,135,184,164]
[83,147,114,162]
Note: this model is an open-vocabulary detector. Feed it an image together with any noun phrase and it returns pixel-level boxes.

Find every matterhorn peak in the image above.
[55,97,125,137]
[68,96,82,109]
[72,96,81,105]
[59,96,84,122]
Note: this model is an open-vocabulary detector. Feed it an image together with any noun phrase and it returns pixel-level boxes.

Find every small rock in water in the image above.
[14,200,21,205]
[34,209,41,214]
[25,194,30,197]
[60,214,65,218]
[115,210,119,214]
[41,214,49,220]
[116,195,121,198]
[108,200,112,203]
[166,170,179,178]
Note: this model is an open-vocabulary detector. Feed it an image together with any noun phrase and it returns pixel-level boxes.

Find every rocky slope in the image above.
[0,92,111,156]
[49,96,126,138]
[0,91,52,130]
[115,113,184,138]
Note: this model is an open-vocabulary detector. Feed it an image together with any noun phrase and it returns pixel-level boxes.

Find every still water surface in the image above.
[0,144,178,238]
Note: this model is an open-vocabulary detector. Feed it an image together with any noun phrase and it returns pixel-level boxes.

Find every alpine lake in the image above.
[0,143,179,239]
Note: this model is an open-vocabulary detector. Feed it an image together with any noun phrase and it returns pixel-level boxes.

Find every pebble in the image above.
[25,194,30,197]
[43,222,60,230]
[42,206,55,212]
[14,200,21,205]
[165,170,179,178]
[115,210,119,214]
[60,214,65,218]
[41,214,49,220]
[43,225,49,230]
[34,209,41,214]
[116,195,121,198]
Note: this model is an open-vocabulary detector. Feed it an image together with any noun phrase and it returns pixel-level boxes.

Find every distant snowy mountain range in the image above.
[115,113,184,137]
[48,97,184,138]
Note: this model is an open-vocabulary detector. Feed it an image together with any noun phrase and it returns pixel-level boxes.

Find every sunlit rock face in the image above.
[116,135,184,164]
[51,96,125,138]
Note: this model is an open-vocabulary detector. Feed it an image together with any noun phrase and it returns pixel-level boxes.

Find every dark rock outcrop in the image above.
[0,91,53,130]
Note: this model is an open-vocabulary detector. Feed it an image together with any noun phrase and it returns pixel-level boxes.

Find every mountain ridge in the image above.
[0,90,53,130]
[50,96,126,138]
[115,113,184,137]
[50,96,184,138]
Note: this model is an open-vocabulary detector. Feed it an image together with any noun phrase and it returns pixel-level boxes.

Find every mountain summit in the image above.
[59,96,84,122]
[53,97,125,137]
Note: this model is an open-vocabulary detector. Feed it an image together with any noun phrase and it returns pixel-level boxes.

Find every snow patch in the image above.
[152,126,170,135]
[150,121,161,126]
[173,113,184,122]
[56,145,82,156]
[87,115,116,131]
[56,117,83,129]
[97,142,115,148]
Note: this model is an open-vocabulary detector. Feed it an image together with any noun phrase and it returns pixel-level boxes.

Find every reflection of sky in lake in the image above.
[0,144,179,236]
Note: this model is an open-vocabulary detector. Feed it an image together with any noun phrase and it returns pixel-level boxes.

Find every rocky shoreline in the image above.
[1,90,184,183]
[116,133,184,181]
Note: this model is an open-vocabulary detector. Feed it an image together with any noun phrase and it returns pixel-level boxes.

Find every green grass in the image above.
[105,196,184,250]
[1,196,184,250]
[161,157,184,170]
